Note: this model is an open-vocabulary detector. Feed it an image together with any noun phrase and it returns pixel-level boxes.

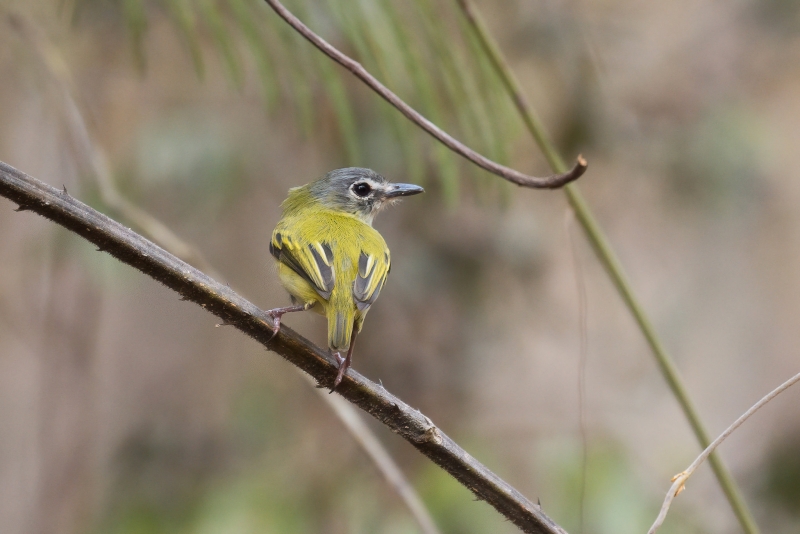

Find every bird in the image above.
[266,168,424,391]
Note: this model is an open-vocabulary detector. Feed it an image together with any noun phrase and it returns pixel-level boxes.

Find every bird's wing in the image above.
[353,248,390,312]
[270,229,335,300]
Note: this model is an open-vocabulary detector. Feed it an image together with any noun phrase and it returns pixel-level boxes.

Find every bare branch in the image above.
[260,0,586,189]
[4,15,443,531]
[648,370,800,534]
[0,160,568,534]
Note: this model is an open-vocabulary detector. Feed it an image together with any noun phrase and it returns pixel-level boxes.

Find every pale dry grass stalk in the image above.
[648,370,800,534]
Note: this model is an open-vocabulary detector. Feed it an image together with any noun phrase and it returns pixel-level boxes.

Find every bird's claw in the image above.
[264,303,312,342]
[330,351,350,393]
[266,311,282,341]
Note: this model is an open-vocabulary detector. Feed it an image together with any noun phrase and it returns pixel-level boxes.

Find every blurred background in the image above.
[1,0,799,533]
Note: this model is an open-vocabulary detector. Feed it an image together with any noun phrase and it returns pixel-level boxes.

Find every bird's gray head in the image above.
[307,168,424,225]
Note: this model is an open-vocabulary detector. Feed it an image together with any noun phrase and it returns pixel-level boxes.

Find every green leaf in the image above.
[199,0,244,89]
[317,56,362,164]
[122,0,148,73]
[164,0,206,79]
[269,0,316,138]
[229,0,280,110]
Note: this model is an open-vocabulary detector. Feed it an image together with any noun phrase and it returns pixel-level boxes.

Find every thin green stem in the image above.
[455,1,759,533]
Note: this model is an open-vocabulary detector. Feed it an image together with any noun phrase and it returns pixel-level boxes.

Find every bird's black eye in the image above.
[352,182,372,197]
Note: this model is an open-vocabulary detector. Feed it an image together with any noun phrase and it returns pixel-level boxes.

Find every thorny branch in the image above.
[261,0,587,189]
[5,14,440,533]
[0,160,568,534]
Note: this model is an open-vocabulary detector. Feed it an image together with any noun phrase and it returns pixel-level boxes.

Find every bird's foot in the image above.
[265,309,285,341]
[330,351,351,393]
[265,304,308,341]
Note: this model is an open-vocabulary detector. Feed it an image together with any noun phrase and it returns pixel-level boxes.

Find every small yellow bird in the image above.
[267,168,424,390]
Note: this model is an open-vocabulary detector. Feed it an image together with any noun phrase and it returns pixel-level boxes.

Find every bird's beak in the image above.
[385,183,424,198]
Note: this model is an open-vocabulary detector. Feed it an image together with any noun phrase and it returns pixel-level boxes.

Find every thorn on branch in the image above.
[416,424,443,445]
[671,472,688,495]
[61,184,69,195]
[14,204,30,212]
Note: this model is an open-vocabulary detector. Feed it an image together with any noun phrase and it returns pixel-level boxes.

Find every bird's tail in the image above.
[327,307,354,351]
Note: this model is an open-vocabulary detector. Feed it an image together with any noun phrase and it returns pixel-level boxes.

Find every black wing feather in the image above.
[353,251,387,312]
[271,231,334,301]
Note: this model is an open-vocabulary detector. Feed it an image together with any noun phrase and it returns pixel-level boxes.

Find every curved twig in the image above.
[648,370,800,534]
[0,160,568,534]
[261,0,586,189]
